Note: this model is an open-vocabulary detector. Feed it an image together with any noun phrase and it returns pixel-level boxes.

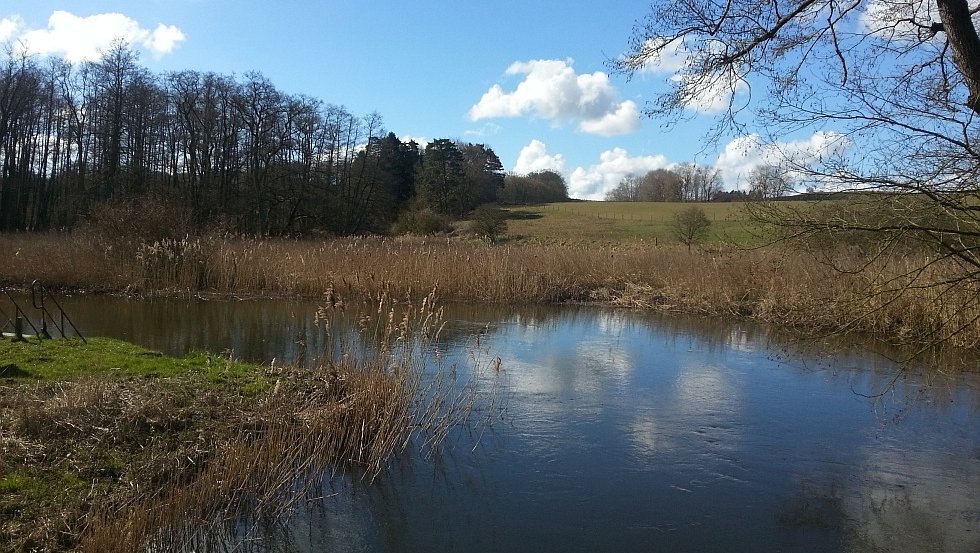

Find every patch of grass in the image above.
[503,201,768,245]
[0,472,44,495]
[0,337,264,389]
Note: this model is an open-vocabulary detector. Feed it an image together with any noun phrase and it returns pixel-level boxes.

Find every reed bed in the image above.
[1,290,493,552]
[1,232,977,350]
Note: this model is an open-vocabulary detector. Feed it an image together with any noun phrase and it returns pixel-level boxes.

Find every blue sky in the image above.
[1,1,828,199]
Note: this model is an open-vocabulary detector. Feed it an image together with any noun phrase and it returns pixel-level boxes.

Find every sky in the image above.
[0,1,838,199]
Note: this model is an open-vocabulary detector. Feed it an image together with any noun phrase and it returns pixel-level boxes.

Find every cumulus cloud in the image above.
[636,37,691,74]
[513,139,566,175]
[468,59,641,136]
[0,16,23,42]
[672,72,748,114]
[713,131,851,190]
[568,147,670,200]
[579,101,641,135]
[11,11,185,63]
[635,38,747,114]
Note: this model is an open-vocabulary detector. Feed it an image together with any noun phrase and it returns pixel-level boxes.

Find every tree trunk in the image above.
[936,0,980,114]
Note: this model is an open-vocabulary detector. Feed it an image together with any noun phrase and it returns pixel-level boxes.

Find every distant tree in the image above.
[748,165,793,199]
[459,142,505,211]
[711,189,751,202]
[639,168,684,201]
[605,174,641,201]
[610,167,717,202]
[672,206,712,251]
[499,170,568,204]
[417,139,466,216]
[675,163,721,202]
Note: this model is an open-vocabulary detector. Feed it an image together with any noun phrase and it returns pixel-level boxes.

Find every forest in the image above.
[0,41,567,236]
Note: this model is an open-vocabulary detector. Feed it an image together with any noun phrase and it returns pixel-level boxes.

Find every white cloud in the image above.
[12,11,185,63]
[568,147,670,200]
[0,16,23,43]
[635,38,747,114]
[713,131,851,190]
[637,37,691,74]
[578,101,641,136]
[858,0,939,40]
[397,135,429,149]
[672,72,748,114]
[145,23,185,57]
[513,139,566,175]
[468,59,641,136]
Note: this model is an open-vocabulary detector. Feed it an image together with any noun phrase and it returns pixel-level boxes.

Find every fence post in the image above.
[13,316,26,342]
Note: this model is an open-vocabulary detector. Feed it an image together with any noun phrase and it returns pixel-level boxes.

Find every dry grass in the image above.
[1,232,978,350]
[1,290,492,552]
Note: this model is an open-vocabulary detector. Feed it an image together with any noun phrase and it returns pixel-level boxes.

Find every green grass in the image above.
[0,337,265,391]
[502,201,772,245]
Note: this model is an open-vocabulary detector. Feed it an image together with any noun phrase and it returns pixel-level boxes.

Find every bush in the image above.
[468,205,508,243]
[392,209,452,235]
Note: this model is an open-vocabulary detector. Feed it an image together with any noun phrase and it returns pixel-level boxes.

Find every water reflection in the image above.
[40,296,980,552]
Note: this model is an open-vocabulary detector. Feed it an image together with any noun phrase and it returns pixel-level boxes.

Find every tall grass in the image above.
[0,290,495,552]
[1,232,977,349]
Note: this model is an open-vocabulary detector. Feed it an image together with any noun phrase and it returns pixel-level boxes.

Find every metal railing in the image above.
[1,281,86,343]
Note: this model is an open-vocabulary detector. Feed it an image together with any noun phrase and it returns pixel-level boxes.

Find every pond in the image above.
[51,296,980,552]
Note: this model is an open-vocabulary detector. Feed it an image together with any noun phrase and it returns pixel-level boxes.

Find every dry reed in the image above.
[1,232,977,349]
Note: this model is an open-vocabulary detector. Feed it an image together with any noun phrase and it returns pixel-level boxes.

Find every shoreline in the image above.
[2,232,978,356]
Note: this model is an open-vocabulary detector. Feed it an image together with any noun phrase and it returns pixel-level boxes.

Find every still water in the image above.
[56,296,980,552]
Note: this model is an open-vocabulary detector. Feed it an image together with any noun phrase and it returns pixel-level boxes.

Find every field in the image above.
[501,201,767,245]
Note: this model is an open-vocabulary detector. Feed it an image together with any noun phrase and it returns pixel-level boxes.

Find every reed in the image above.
[1,232,977,349]
[1,290,493,552]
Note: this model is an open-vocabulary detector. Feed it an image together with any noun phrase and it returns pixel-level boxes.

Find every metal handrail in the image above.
[30,280,86,343]
[2,286,43,340]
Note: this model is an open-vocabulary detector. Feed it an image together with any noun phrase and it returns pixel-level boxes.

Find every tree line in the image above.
[0,42,565,236]
[604,164,795,202]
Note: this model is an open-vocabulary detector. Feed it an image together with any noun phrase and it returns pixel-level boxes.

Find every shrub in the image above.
[469,205,508,243]
[392,209,452,236]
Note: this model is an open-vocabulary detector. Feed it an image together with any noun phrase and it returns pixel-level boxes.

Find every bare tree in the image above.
[614,0,980,349]
[672,205,712,251]
[605,174,641,201]
[748,165,793,199]
[673,163,721,201]
[639,168,684,201]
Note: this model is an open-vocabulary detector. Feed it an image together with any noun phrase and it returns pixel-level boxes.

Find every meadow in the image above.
[503,201,763,245]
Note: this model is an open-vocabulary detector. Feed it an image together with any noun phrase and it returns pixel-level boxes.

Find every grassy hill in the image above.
[501,201,772,245]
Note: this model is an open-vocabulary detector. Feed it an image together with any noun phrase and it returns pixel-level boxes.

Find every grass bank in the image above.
[1,292,483,552]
